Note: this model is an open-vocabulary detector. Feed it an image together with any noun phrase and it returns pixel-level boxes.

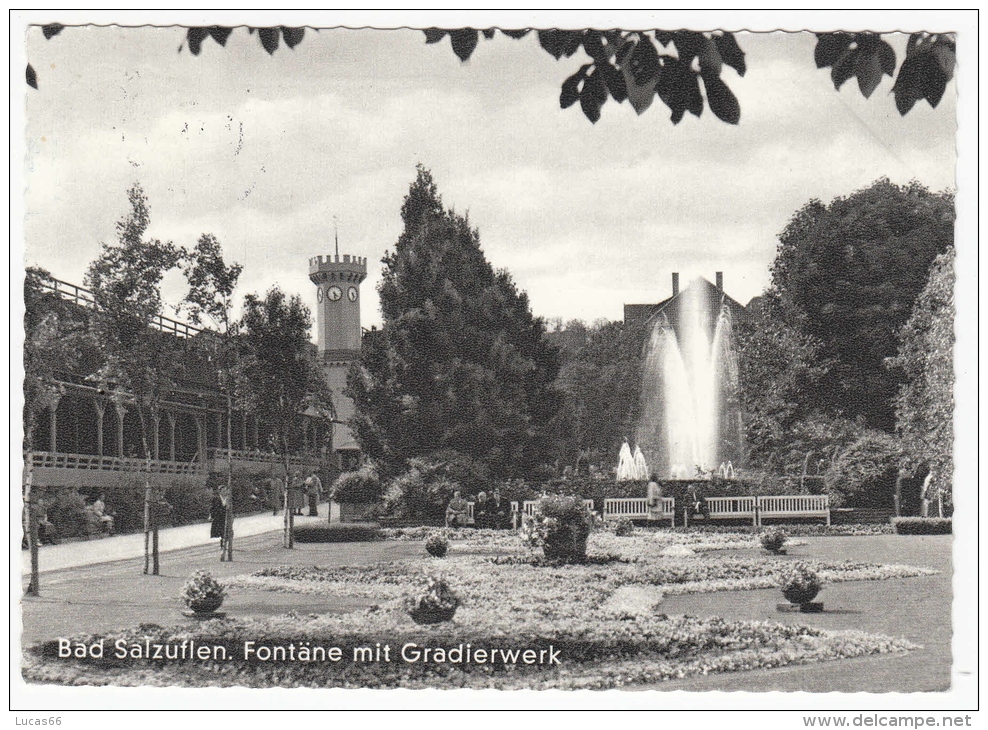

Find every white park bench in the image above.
[688,496,759,526]
[510,499,595,529]
[756,495,830,526]
[602,497,676,527]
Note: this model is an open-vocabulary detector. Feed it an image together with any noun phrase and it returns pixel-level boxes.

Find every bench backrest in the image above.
[704,496,757,515]
[757,495,829,513]
[603,497,675,517]
[513,499,594,516]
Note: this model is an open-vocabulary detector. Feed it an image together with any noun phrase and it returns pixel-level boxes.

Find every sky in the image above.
[19,11,960,333]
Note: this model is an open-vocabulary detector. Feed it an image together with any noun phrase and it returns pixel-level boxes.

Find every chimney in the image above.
[672,272,680,297]
[716,271,723,291]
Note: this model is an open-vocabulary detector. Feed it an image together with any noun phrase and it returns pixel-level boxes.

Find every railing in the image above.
[207,449,329,468]
[757,495,830,525]
[28,451,203,476]
[38,276,204,339]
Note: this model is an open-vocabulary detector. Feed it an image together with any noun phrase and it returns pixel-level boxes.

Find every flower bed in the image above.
[22,611,915,690]
[293,524,382,543]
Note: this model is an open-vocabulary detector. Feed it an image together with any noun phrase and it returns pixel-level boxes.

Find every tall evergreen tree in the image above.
[348,166,563,478]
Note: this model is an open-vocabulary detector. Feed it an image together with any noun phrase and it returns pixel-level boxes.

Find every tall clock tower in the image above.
[309,251,367,466]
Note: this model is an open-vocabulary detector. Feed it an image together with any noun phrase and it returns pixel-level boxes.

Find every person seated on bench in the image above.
[687,485,709,523]
[89,493,115,535]
[445,490,470,528]
[646,475,664,521]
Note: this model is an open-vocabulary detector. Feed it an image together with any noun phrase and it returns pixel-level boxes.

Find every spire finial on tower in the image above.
[334,217,339,257]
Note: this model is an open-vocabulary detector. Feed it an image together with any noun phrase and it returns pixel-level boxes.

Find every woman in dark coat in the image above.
[209,487,226,547]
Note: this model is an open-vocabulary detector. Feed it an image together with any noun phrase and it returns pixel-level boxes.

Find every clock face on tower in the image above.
[327,285,343,301]
[347,286,358,302]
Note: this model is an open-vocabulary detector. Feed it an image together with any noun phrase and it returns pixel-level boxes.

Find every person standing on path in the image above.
[209,486,226,553]
[646,475,664,522]
[305,470,323,517]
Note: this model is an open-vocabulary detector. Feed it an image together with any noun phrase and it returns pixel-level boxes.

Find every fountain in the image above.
[633,277,744,479]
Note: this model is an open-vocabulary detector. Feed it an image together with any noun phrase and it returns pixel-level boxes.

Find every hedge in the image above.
[891,517,952,535]
[292,523,382,543]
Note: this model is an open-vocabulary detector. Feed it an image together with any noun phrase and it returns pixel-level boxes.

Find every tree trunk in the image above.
[221,396,235,562]
[23,445,40,597]
[894,470,904,517]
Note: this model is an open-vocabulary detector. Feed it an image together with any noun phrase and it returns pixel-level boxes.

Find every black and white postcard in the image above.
[12,9,977,719]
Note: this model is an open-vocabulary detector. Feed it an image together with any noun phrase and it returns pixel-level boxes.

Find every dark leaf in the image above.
[615,37,635,65]
[580,85,602,124]
[702,72,740,124]
[653,30,674,47]
[656,60,692,122]
[923,56,950,108]
[257,27,280,55]
[672,31,706,63]
[26,63,37,89]
[891,55,925,115]
[877,40,897,76]
[831,48,859,90]
[207,26,233,46]
[481,28,496,40]
[538,30,565,59]
[698,37,722,78]
[559,68,586,109]
[42,24,64,40]
[684,71,704,118]
[560,31,585,58]
[424,28,448,44]
[600,61,627,103]
[932,42,955,81]
[905,32,923,57]
[500,29,530,40]
[583,30,606,61]
[186,27,209,56]
[584,68,607,105]
[714,32,746,76]
[450,29,479,62]
[627,35,660,86]
[814,32,852,68]
[855,51,884,99]
[281,27,305,49]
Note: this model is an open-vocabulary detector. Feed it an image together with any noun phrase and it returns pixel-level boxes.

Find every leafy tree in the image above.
[348,166,564,479]
[28,25,954,127]
[735,298,831,471]
[22,267,89,595]
[84,184,185,575]
[888,246,954,512]
[552,318,648,470]
[182,233,243,561]
[237,286,333,548]
[769,178,954,431]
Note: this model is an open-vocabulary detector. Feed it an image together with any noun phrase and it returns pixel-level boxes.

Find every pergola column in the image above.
[114,403,127,459]
[194,415,205,463]
[93,400,105,457]
[252,416,259,450]
[47,392,62,453]
[151,411,161,461]
[167,412,177,462]
[241,410,248,452]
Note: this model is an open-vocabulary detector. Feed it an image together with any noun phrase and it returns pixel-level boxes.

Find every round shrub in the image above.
[521,495,595,563]
[404,575,460,624]
[330,466,382,504]
[760,528,788,554]
[179,570,226,612]
[612,518,635,537]
[424,532,449,558]
[780,563,823,604]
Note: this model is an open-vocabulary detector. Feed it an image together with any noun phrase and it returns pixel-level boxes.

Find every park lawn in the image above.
[23,529,932,690]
